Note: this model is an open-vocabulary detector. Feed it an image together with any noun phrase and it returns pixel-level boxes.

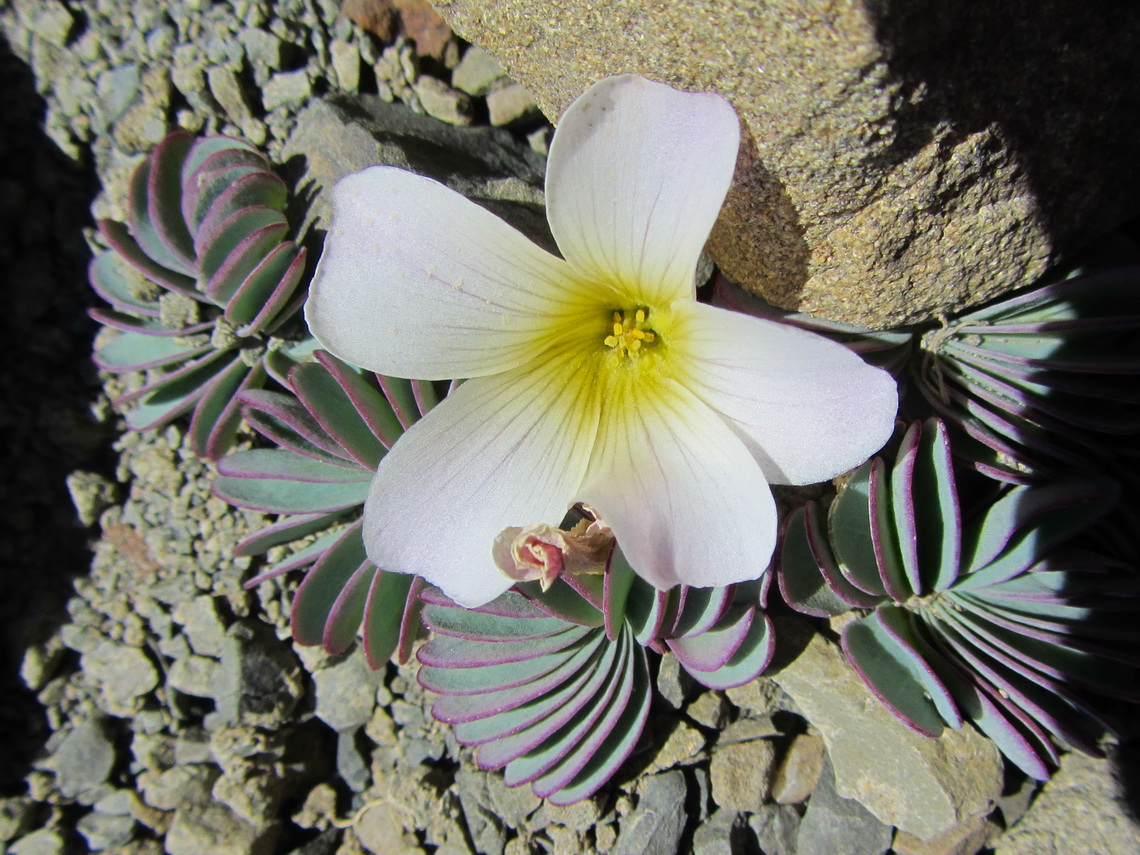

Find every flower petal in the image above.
[546,75,740,306]
[578,375,776,590]
[305,167,600,380]
[669,300,898,486]
[363,351,603,607]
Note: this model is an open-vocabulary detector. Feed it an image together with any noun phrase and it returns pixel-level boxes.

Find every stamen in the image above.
[603,307,657,360]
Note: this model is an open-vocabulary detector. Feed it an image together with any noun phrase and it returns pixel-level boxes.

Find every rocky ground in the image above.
[2,0,1139,854]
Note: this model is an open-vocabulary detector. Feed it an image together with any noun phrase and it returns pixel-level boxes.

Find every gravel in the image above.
[4,0,1125,851]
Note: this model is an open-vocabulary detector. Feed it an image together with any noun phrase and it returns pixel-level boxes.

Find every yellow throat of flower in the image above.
[603,308,657,359]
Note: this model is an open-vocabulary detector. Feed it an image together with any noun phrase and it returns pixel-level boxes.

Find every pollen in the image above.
[603,308,657,359]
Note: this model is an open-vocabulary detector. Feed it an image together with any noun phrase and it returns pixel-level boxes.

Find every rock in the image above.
[994,749,1140,855]
[686,691,730,729]
[206,65,266,144]
[392,0,453,60]
[293,784,339,831]
[140,764,219,811]
[165,801,279,855]
[771,622,1002,840]
[611,770,687,855]
[771,732,825,804]
[718,716,779,745]
[262,68,313,112]
[894,814,1000,855]
[485,82,540,127]
[431,0,1140,326]
[76,810,136,850]
[20,636,65,692]
[8,828,65,855]
[32,0,75,46]
[341,0,398,41]
[796,757,893,855]
[709,736,777,813]
[171,46,213,113]
[0,797,36,844]
[239,28,287,76]
[644,715,706,774]
[724,677,783,717]
[453,768,507,855]
[413,76,473,125]
[51,716,116,801]
[168,654,221,698]
[483,770,541,829]
[692,810,749,855]
[211,620,304,729]
[171,596,228,659]
[66,471,118,526]
[749,803,801,855]
[337,729,372,793]
[207,64,254,123]
[452,46,506,97]
[282,95,548,244]
[352,802,422,854]
[312,653,384,732]
[331,40,362,92]
[655,653,693,709]
[111,67,173,153]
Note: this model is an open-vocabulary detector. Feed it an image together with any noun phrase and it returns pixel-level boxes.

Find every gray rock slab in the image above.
[171,595,228,659]
[709,736,777,813]
[167,654,221,698]
[140,764,219,811]
[65,471,118,526]
[312,652,383,732]
[8,828,66,855]
[692,809,749,855]
[771,621,1002,840]
[211,620,304,729]
[413,76,474,125]
[749,803,801,855]
[452,46,506,96]
[771,732,825,805]
[336,728,372,793]
[262,69,313,112]
[76,809,136,850]
[655,653,693,710]
[82,641,159,716]
[52,716,116,800]
[0,796,36,844]
[611,770,688,855]
[32,0,75,46]
[893,813,1000,855]
[330,40,361,93]
[485,82,540,127]
[165,800,279,855]
[797,758,893,855]
[432,0,1140,326]
[282,94,549,247]
[994,749,1140,855]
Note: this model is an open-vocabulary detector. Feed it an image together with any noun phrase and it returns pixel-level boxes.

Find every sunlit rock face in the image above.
[431,0,1140,327]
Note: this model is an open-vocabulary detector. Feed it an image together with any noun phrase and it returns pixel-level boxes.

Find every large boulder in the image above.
[429,0,1140,326]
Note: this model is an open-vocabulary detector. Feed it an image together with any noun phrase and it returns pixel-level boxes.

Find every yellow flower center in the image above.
[603,308,657,359]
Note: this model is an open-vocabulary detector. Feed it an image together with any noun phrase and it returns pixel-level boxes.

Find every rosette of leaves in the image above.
[913,266,1140,483]
[778,418,1140,779]
[89,131,311,459]
[416,544,775,804]
[213,350,446,666]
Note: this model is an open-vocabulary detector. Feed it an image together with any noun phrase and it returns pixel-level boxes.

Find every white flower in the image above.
[304,74,897,608]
